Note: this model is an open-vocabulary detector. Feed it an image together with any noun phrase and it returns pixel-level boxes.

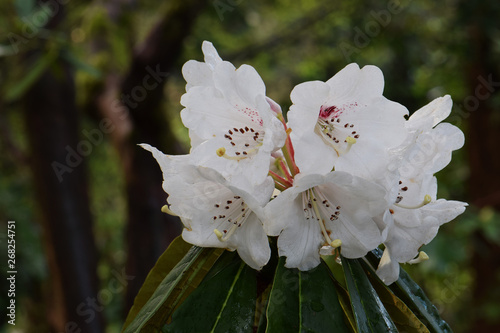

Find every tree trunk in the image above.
[21,2,104,332]
[112,1,207,315]
[24,55,103,332]
[460,1,500,331]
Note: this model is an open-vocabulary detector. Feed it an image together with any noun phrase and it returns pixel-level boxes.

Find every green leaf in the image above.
[335,283,357,333]
[321,262,357,333]
[266,257,300,332]
[366,249,452,333]
[300,262,351,332]
[342,257,398,333]
[255,284,272,333]
[122,236,192,330]
[266,257,350,333]
[322,254,347,289]
[5,50,57,102]
[122,245,224,333]
[164,251,257,333]
[359,260,430,333]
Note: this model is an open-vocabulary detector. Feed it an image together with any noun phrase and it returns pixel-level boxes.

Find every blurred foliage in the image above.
[1,0,499,332]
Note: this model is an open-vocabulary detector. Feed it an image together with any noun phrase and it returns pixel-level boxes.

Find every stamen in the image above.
[214,202,251,242]
[216,147,226,157]
[161,205,177,216]
[394,194,432,209]
[214,229,224,240]
[330,239,342,248]
[309,189,335,246]
[343,136,356,154]
[408,251,429,264]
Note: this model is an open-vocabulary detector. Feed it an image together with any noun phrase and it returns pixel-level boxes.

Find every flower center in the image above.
[212,195,251,241]
[315,104,360,157]
[217,126,264,161]
[302,188,342,248]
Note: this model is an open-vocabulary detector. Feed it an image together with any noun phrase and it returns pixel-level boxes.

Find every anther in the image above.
[214,229,224,240]
[408,251,429,264]
[161,205,178,216]
[330,239,342,248]
[216,147,226,157]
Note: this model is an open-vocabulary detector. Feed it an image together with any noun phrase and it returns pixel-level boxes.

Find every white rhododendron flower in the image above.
[287,63,409,178]
[141,144,272,270]
[180,41,286,189]
[375,96,467,284]
[264,171,388,270]
[141,41,467,282]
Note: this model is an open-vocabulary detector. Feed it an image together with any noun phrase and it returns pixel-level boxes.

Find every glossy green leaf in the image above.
[266,257,300,331]
[255,284,272,333]
[359,260,430,333]
[366,249,452,333]
[122,236,192,330]
[322,255,347,289]
[122,245,224,333]
[300,262,351,332]
[164,251,257,333]
[320,256,356,332]
[342,257,398,333]
[266,257,350,333]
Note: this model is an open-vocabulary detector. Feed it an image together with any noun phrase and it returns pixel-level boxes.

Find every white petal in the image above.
[386,199,467,263]
[182,60,215,91]
[326,64,385,101]
[376,247,400,285]
[289,81,330,136]
[318,172,387,257]
[263,185,304,236]
[290,130,335,175]
[419,199,467,228]
[201,41,223,70]
[426,123,465,174]
[407,95,452,131]
[277,197,324,270]
[231,213,271,270]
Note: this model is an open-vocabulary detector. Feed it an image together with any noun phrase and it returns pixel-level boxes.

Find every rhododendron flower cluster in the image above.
[142,41,467,284]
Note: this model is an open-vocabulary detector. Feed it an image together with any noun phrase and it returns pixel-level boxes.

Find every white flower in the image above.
[401,95,465,178]
[180,41,286,190]
[375,96,467,284]
[264,171,388,270]
[140,144,273,270]
[287,63,409,178]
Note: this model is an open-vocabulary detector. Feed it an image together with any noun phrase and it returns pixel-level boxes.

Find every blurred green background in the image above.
[1,0,500,332]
